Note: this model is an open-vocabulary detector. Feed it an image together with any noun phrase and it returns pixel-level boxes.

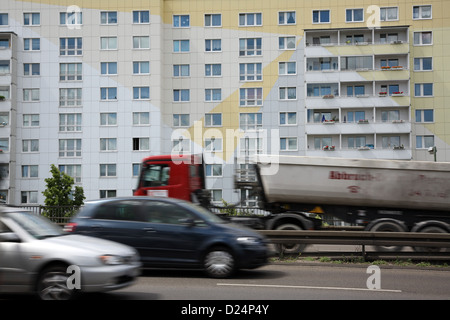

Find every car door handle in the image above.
[143,227,155,233]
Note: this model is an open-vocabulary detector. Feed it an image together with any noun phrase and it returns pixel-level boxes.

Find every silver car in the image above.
[0,207,141,300]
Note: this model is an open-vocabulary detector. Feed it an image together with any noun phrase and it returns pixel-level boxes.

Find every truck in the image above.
[134,154,450,252]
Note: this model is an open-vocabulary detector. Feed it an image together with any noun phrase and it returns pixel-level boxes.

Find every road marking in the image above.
[217,283,402,293]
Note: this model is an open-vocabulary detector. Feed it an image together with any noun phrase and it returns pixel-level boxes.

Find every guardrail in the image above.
[259,230,450,260]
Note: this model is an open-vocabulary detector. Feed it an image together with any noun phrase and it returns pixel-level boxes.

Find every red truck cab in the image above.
[134,154,205,202]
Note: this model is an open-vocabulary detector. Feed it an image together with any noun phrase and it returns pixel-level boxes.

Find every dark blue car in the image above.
[66,197,269,278]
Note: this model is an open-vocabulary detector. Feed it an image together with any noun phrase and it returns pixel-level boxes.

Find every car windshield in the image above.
[182,202,228,224]
[6,211,63,239]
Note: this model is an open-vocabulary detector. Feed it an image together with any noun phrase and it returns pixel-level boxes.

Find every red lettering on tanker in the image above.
[348,186,360,193]
[329,171,376,181]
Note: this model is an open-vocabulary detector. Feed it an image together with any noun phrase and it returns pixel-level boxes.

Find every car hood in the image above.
[42,234,136,256]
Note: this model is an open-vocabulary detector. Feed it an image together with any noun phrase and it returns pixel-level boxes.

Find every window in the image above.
[0,112,8,126]
[100,164,116,177]
[413,5,432,20]
[60,11,82,25]
[100,11,117,24]
[279,11,295,25]
[240,63,262,81]
[100,190,116,198]
[133,87,150,100]
[381,110,400,122]
[0,13,8,25]
[380,58,399,68]
[346,85,365,97]
[23,114,39,127]
[416,135,434,149]
[133,112,150,125]
[172,138,190,153]
[205,138,222,152]
[100,37,117,50]
[314,137,332,150]
[0,61,10,74]
[279,87,297,100]
[60,63,82,81]
[173,89,190,102]
[0,138,9,152]
[0,39,9,49]
[59,139,82,157]
[280,137,297,151]
[205,89,221,101]
[24,38,40,51]
[133,36,150,49]
[279,36,296,50]
[239,13,262,26]
[100,138,117,151]
[279,62,296,75]
[132,163,140,177]
[173,114,189,127]
[307,83,338,97]
[280,112,297,125]
[415,83,433,97]
[22,165,38,178]
[101,87,117,100]
[133,61,150,74]
[341,56,373,70]
[240,113,262,130]
[60,88,82,107]
[415,109,434,123]
[205,39,221,52]
[205,113,222,127]
[346,9,364,22]
[382,136,401,149]
[240,88,263,106]
[173,40,189,52]
[59,113,82,132]
[346,111,366,123]
[210,190,223,203]
[205,14,221,27]
[414,57,432,71]
[24,63,40,76]
[313,10,330,23]
[100,113,117,126]
[380,33,398,44]
[133,138,150,151]
[205,164,223,177]
[173,64,189,77]
[173,15,189,27]
[21,191,38,204]
[347,136,366,148]
[380,7,398,21]
[101,62,117,75]
[413,32,432,45]
[133,11,149,24]
[59,165,81,183]
[24,13,40,25]
[239,38,262,56]
[22,139,39,152]
[23,89,39,102]
[205,64,221,77]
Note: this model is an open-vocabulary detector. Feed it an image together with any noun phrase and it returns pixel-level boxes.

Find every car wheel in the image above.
[203,247,235,278]
[36,264,75,300]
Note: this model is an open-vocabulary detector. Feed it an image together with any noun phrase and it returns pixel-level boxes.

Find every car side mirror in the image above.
[0,232,21,243]
[179,218,195,227]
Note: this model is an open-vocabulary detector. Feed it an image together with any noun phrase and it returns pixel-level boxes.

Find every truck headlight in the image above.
[99,254,125,265]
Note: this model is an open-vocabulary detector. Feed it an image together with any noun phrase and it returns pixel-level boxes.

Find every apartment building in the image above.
[0,0,449,205]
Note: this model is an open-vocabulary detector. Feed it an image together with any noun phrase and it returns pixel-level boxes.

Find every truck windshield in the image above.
[142,164,170,187]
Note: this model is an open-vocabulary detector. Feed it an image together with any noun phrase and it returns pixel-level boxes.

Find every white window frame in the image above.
[279,87,297,100]
[204,14,221,27]
[413,31,433,46]
[173,15,190,28]
[413,5,432,20]
[100,87,117,100]
[173,114,190,127]
[59,88,82,107]
[239,13,262,26]
[133,11,150,24]
[59,164,82,183]
[100,138,117,152]
[205,39,221,52]
[278,11,296,25]
[22,165,38,178]
[312,10,330,24]
[22,139,39,153]
[239,38,262,56]
[23,12,40,26]
[280,137,298,151]
[21,191,38,204]
[101,62,117,75]
[415,109,434,123]
[279,62,296,75]
[240,88,263,106]
[279,36,296,50]
[100,164,117,177]
[279,112,297,126]
[59,138,82,157]
[23,114,39,127]
[133,36,150,49]
[59,113,82,132]
[416,135,434,149]
[205,89,222,102]
[172,138,191,153]
[205,138,223,152]
[133,112,150,125]
[100,113,117,126]
[414,57,433,71]
[100,11,117,25]
[205,164,223,177]
[173,40,190,52]
[205,113,222,127]
[380,7,398,21]
[239,113,263,131]
[240,63,262,81]
[100,37,117,50]
[133,86,150,100]
[414,83,433,97]
[23,63,40,76]
[60,63,82,81]
[133,61,150,74]
[132,137,150,151]
[24,38,40,51]
[173,89,190,102]
[173,64,190,77]
[23,89,39,102]
[345,8,364,23]
[205,64,222,77]
[60,11,82,26]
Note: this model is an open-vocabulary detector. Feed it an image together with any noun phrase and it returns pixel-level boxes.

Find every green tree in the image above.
[42,164,85,219]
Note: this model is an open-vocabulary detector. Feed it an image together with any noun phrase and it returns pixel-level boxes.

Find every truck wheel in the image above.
[275,223,306,255]
[203,246,236,278]
[369,221,405,252]
[414,226,448,253]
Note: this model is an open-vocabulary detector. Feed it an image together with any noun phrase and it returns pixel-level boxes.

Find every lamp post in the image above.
[428,146,437,162]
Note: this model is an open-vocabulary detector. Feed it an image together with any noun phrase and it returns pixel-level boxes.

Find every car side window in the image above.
[0,220,12,234]
[143,201,194,225]
[93,200,143,221]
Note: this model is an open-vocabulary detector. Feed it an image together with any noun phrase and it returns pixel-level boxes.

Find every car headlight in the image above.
[99,254,125,265]
[237,237,260,245]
